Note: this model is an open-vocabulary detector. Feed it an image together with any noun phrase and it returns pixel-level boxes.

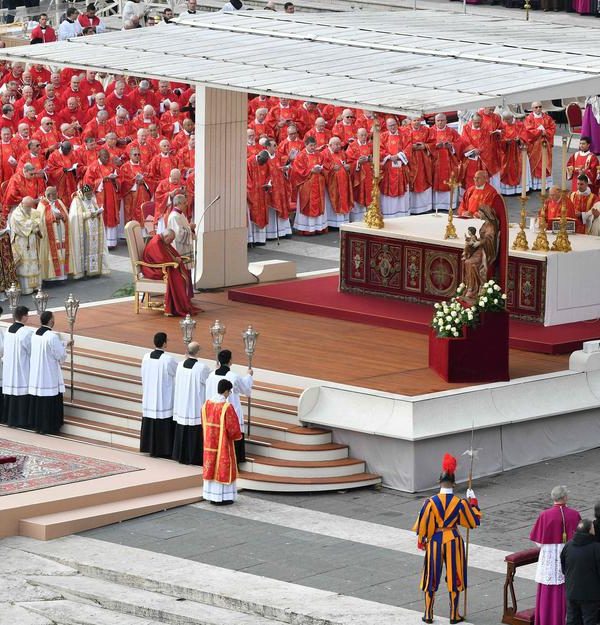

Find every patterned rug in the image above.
[0,438,141,496]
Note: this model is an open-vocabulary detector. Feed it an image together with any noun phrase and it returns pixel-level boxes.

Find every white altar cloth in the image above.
[341,215,600,327]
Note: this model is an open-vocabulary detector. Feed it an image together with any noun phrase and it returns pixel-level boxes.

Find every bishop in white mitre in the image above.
[28,310,68,434]
[140,331,178,458]
[205,348,253,464]
[171,341,210,465]
[2,305,34,429]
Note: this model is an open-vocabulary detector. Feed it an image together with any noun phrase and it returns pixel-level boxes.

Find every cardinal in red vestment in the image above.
[322,137,354,225]
[460,114,497,189]
[346,129,374,210]
[541,187,577,229]
[82,148,120,247]
[291,136,327,234]
[458,171,501,217]
[120,146,152,226]
[46,142,78,207]
[141,231,199,317]
[500,113,527,191]
[247,151,270,231]
[524,103,556,189]
[2,163,44,217]
[430,114,461,199]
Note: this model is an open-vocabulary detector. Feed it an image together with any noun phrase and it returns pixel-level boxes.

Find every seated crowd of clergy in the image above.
[246,95,600,240]
[0,62,197,303]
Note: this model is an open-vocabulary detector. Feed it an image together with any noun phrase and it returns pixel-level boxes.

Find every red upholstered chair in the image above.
[502,548,540,625]
[566,102,583,151]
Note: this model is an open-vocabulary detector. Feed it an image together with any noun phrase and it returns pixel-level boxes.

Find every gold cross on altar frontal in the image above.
[443,172,459,240]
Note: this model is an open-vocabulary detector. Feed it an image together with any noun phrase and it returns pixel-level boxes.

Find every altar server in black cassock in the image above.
[28,310,68,434]
[2,306,34,428]
[140,332,177,457]
[172,341,210,465]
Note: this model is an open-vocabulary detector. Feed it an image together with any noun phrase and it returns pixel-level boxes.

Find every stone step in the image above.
[61,415,139,451]
[238,470,381,492]
[22,599,166,625]
[13,535,433,625]
[19,486,201,540]
[28,575,288,625]
[247,416,331,444]
[244,454,366,478]
[65,382,142,414]
[245,435,349,461]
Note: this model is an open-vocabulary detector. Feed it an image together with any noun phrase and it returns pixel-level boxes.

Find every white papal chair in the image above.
[124,220,177,314]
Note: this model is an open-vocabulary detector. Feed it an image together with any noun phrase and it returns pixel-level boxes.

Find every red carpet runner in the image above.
[229,275,600,355]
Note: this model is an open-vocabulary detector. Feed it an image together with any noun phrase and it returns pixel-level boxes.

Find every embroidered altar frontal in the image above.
[340,216,600,326]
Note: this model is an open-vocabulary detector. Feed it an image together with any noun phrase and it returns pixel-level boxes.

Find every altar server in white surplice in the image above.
[28,310,68,434]
[140,331,178,458]
[205,349,253,464]
[171,341,210,466]
[2,305,34,429]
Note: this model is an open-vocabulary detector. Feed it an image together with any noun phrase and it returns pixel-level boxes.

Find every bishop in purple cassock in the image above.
[529,486,581,625]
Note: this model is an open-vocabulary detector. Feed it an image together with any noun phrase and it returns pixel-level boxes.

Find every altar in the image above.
[340,215,600,327]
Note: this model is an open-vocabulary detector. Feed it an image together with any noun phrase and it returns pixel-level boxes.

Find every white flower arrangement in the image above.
[431,279,507,338]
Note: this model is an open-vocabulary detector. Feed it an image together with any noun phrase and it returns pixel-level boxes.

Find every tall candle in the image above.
[373,122,380,178]
[541,140,547,195]
[521,147,527,199]
[561,136,567,191]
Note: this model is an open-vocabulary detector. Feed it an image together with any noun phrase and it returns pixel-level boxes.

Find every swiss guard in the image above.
[412,454,482,624]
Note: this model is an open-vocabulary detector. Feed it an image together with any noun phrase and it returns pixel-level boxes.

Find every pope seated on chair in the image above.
[141,228,200,317]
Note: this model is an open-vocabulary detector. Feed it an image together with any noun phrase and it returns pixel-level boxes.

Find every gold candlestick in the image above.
[512,196,529,250]
[551,138,572,252]
[551,190,572,252]
[532,191,550,251]
[365,121,384,230]
[444,172,459,240]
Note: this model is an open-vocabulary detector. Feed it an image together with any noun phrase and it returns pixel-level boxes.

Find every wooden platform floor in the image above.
[48,292,569,396]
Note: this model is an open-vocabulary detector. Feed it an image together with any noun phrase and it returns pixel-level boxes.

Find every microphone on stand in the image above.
[192,195,221,290]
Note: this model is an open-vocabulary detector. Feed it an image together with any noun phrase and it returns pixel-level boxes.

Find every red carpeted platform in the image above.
[229,275,600,355]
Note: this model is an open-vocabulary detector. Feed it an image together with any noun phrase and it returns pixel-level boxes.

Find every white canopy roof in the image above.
[2,9,599,115]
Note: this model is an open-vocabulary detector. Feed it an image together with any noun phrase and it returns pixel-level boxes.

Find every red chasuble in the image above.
[430,126,461,192]
[500,121,526,187]
[543,196,577,228]
[321,148,354,215]
[201,399,242,484]
[404,126,433,193]
[460,123,496,187]
[246,156,269,229]
[380,132,409,197]
[458,183,500,217]
[2,172,44,215]
[141,234,196,317]
[120,161,151,226]
[83,161,120,229]
[46,150,78,207]
[266,154,290,219]
[291,149,326,217]
[524,113,556,179]
[346,140,373,207]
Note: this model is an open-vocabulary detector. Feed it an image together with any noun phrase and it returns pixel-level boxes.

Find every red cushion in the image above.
[0,456,17,464]
[514,608,536,623]
[505,548,540,565]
